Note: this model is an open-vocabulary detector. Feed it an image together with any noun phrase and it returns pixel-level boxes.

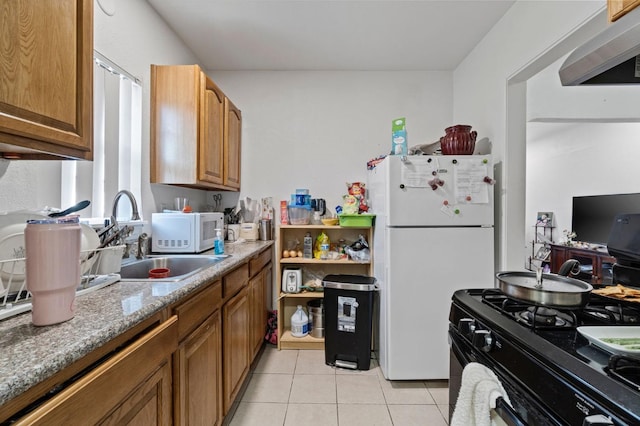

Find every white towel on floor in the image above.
[451,362,512,426]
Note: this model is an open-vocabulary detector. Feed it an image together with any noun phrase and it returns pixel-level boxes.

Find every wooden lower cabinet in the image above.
[174,311,222,426]
[249,265,269,360]
[6,253,273,425]
[99,362,173,425]
[14,316,178,425]
[223,286,250,414]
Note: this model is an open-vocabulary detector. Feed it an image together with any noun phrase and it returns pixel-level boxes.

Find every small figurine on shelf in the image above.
[563,229,577,247]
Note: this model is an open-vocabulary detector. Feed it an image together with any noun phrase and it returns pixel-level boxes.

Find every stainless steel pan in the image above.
[496,270,593,307]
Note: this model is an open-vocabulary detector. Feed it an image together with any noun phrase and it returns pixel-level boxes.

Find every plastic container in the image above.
[307,299,324,338]
[291,305,309,337]
[288,205,312,225]
[291,194,311,206]
[338,214,375,227]
[214,228,225,255]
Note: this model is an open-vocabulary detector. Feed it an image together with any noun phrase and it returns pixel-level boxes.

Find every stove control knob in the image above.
[472,330,493,353]
[582,414,614,426]
[458,318,476,337]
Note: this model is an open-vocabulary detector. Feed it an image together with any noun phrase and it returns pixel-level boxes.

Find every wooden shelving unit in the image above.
[276,224,373,350]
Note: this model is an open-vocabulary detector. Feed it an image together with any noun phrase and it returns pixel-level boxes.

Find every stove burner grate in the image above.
[481,289,578,330]
[517,306,571,327]
[607,355,640,392]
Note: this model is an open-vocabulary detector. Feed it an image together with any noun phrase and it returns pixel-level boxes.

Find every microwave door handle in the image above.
[494,397,527,426]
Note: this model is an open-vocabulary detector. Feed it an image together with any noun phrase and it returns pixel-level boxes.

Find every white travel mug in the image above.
[25,217,81,326]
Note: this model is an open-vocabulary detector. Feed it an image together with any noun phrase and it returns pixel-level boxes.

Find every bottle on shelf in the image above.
[291,305,309,337]
[303,232,313,259]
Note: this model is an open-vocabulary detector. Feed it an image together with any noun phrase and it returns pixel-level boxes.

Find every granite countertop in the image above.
[0,241,273,407]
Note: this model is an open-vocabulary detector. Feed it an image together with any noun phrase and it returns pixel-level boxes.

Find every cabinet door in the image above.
[150,65,199,185]
[249,268,267,360]
[199,74,224,185]
[175,311,222,426]
[223,287,249,414]
[224,97,242,189]
[15,317,178,425]
[98,361,173,426]
[0,0,93,160]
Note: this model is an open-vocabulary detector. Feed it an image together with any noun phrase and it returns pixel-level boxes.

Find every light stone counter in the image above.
[0,241,273,408]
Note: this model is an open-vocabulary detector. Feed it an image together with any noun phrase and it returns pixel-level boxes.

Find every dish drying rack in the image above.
[0,245,125,321]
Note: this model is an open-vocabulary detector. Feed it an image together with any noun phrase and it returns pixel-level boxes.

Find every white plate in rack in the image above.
[577,326,640,359]
[0,223,31,293]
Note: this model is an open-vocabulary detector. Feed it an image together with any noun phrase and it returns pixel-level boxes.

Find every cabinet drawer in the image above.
[174,281,222,341]
[223,264,249,298]
[250,247,272,277]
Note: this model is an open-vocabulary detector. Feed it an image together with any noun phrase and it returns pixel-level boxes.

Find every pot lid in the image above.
[496,271,593,293]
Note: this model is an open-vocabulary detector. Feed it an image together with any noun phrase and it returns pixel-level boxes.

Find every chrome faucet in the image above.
[110,190,141,258]
[110,189,141,228]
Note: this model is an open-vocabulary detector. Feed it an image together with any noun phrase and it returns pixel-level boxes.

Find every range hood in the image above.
[559,7,640,85]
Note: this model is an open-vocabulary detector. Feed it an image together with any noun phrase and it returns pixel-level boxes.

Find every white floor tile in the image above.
[255,347,299,374]
[336,374,385,404]
[289,374,336,404]
[437,404,451,425]
[285,403,338,426]
[427,386,449,406]
[241,373,293,403]
[338,404,392,426]
[380,380,434,405]
[295,349,336,375]
[388,404,448,426]
[230,402,287,426]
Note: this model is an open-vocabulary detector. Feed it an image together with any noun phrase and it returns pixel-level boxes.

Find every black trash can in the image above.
[323,274,377,370]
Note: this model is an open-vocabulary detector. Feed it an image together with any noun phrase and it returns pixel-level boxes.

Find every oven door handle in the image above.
[495,396,528,426]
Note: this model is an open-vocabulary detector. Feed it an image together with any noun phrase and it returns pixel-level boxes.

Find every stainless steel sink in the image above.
[119,255,228,282]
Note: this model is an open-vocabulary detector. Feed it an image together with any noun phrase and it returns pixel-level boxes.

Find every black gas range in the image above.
[449,288,640,426]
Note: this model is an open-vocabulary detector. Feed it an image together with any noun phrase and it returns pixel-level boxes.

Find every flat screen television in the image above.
[572,193,640,245]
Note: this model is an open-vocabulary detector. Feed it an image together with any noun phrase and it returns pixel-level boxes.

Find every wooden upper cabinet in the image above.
[608,0,640,21]
[224,97,242,190]
[201,75,225,185]
[151,64,241,191]
[0,0,93,160]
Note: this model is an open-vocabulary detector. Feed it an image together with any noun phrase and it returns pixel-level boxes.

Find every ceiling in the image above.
[145,0,516,71]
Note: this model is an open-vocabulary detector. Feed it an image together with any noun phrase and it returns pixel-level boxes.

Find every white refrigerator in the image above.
[367,155,495,380]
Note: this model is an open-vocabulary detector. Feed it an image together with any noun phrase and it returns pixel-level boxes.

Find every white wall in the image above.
[526,122,640,246]
[209,70,453,215]
[452,0,606,270]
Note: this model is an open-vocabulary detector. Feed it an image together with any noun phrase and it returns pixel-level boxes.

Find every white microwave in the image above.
[151,212,224,253]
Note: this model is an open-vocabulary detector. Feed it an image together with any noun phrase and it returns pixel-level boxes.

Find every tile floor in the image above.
[228,347,450,426]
